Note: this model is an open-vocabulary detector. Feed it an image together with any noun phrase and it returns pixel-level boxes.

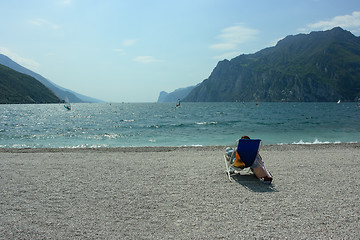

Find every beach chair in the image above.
[224,139,272,184]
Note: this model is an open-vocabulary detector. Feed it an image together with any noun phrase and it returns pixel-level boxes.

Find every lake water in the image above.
[1,102,359,148]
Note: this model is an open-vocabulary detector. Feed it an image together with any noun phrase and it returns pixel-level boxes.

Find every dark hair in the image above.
[241,136,250,139]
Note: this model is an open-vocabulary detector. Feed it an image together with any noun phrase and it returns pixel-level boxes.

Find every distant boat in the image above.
[64,97,71,110]
[337,99,341,104]
[176,99,181,107]
[64,104,71,110]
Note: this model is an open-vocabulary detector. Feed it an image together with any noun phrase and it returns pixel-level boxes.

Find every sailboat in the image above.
[337,99,341,104]
[64,97,72,110]
[176,99,181,107]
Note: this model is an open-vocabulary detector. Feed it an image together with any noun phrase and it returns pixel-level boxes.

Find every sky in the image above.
[1,0,360,102]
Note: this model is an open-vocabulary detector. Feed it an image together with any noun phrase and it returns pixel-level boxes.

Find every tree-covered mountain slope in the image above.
[184,27,360,102]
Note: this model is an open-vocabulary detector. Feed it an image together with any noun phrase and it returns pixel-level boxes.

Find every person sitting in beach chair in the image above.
[224,136,273,184]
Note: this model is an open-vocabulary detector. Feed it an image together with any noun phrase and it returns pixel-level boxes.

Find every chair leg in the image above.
[224,155,233,182]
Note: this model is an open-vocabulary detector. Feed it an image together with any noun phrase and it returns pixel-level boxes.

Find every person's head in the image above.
[241,136,250,139]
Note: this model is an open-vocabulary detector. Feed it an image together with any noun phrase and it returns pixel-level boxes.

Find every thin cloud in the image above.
[210,23,259,60]
[123,39,137,47]
[113,39,136,54]
[0,47,40,70]
[303,11,360,33]
[210,23,259,51]
[28,18,60,30]
[133,56,161,64]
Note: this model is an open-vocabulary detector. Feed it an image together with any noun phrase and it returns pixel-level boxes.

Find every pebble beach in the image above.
[1,143,359,239]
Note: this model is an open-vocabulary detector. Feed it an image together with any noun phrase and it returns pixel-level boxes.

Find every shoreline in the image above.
[0,142,359,153]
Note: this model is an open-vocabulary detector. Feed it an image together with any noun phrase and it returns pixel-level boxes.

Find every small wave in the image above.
[195,121,218,125]
[103,133,120,139]
[170,123,186,127]
[60,144,110,148]
[123,119,135,122]
[181,144,203,147]
[284,139,342,145]
[2,143,36,148]
[148,123,187,129]
[86,133,122,140]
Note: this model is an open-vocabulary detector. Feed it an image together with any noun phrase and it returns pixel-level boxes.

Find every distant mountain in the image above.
[157,85,197,102]
[184,27,360,102]
[0,64,62,104]
[0,54,103,103]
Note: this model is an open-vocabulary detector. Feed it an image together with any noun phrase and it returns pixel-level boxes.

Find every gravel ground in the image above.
[1,143,359,239]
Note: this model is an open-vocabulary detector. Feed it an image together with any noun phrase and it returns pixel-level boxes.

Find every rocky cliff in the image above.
[183,27,360,102]
[157,85,197,102]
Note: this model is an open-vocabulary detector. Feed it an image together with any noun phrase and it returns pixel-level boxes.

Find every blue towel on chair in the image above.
[237,139,261,168]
